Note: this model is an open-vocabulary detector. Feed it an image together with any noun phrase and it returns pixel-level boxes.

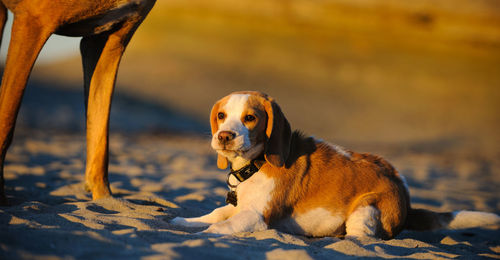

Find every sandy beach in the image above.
[1,80,498,259]
[0,127,498,259]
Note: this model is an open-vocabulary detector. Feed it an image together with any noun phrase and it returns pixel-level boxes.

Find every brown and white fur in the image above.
[172,91,499,239]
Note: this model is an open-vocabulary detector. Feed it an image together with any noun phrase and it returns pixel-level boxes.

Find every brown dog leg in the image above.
[0,13,53,205]
[80,34,111,199]
[81,9,153,200]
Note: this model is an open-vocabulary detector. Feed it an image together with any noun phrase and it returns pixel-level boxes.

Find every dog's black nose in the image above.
[218,131,236,143]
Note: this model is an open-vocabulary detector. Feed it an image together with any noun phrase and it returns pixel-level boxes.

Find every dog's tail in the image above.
[405,208,499,231]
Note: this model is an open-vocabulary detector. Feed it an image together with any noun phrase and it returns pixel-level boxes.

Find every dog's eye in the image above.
[217,112,225,120]
[244,115,256,122]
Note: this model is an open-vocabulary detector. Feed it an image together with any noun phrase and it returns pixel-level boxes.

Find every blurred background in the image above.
[3,0,499,153]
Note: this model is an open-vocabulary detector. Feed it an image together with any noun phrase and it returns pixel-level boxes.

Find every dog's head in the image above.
[210,91,292,169]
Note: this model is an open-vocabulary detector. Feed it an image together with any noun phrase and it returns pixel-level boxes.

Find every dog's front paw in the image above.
[203,223,233,235]
[170,217,210,228]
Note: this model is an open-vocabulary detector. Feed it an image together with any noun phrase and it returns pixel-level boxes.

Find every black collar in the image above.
[230,160,261,182]
[225,160,264,207]
[226,160,264,189]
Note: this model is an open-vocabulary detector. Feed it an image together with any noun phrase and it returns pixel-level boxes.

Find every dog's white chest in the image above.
[235,171,275,212]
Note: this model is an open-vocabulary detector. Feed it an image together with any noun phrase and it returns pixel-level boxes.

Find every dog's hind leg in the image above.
[80,33,112,199]
[345,205,381,239]
[80,5,154,200]
[0,12,53,205]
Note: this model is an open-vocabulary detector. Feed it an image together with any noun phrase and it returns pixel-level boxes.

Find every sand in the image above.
[1,129,498,259]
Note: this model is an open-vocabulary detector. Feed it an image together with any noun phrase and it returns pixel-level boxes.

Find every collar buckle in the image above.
[229,160,260,182]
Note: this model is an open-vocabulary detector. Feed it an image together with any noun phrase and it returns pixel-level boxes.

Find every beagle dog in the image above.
[171,91,499,239]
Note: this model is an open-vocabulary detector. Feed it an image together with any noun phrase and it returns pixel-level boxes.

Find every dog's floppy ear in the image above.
[263,98,291,168]
[210,100,229,169]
